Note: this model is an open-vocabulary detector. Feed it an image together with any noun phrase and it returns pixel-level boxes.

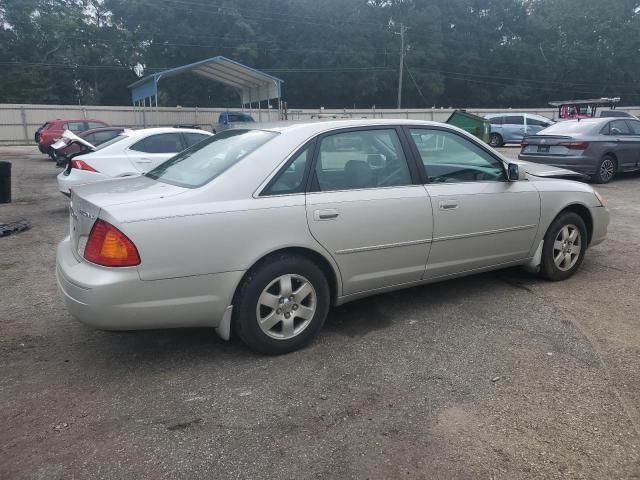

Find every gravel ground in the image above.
[1,146,639,479]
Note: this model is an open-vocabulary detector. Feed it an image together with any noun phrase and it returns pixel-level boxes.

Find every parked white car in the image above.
[57,127,212,195]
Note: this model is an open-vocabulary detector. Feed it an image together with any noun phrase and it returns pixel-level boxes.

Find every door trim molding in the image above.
[335,238,432,255]
[432,224,537,243]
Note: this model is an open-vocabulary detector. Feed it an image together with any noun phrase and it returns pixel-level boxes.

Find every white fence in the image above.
[2,103,640,144]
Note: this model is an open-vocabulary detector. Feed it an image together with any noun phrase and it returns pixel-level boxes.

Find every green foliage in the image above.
[1,0,639,107]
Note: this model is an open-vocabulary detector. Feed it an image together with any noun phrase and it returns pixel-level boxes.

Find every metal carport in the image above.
[128,56,284,123]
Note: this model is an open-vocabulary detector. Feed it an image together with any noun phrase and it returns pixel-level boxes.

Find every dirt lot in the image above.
[1,146,639,479]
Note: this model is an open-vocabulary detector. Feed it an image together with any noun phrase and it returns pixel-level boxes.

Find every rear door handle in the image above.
[137,158,152,163]
[314,209,339,220]
[439,200,459,210]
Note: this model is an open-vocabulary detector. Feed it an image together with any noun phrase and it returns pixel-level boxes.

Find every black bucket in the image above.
[0,161,11,203]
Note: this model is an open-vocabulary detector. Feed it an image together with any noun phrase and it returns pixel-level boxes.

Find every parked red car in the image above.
[52,127,127,165]
[36,118,109,158]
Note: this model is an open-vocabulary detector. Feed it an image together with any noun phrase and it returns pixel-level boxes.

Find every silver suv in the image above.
[485,113,554,147]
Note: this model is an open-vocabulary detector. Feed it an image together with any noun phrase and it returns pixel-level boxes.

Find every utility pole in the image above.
[395,23,408,109]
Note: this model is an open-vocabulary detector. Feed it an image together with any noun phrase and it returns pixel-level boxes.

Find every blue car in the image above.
[485,113,554,147]
[213,111,255,134]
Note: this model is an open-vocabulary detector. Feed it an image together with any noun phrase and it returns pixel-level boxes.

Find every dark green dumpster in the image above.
[0,161,10,203]
[445,110,491,143]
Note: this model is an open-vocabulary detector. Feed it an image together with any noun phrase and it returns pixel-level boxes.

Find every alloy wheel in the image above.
[256,274,317,340]
[553,224,582,272]
[599,158,615,183]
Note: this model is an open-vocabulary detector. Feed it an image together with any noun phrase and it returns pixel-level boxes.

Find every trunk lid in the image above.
[69,176,188,258]
[521,135,574,156]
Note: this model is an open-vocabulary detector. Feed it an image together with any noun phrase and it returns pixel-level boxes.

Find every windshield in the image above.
[146,129,278,188]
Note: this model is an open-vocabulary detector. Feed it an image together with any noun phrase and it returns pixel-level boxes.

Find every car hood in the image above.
[511,159,588,180]
[72,175,188,207]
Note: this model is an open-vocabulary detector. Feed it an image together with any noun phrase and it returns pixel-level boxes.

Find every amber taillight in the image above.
[84,219,140,267]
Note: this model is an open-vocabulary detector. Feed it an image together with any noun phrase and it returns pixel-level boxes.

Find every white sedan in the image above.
[57,127,211,195]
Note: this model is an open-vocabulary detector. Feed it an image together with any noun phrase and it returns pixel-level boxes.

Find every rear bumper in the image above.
[588,205,609,247]
[56,237,244,330]
[518,154,597,175]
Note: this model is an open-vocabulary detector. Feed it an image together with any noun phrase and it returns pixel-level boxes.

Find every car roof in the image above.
[121,127,212,138]
[79,127,126,136]
[254,118,462,136]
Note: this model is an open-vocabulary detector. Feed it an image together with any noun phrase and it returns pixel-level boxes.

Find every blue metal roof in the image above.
[129,56,284,105]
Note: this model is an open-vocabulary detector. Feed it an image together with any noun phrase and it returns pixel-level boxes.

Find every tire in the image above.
[233,253,330,355]
[489,133,503,147]
[592,155,617,184]
[539,211,588,281]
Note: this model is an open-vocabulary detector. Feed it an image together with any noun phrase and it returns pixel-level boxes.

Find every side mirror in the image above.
[507,163,527,181]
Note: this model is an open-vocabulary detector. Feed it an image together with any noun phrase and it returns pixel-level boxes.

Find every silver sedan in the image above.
[56,120,609,354]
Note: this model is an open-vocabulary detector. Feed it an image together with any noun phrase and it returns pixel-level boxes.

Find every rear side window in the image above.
[130,133,184,153]
[146,129,278,188]
[182,132,210,147]
[504,116,524,125]
[263,143,314,195]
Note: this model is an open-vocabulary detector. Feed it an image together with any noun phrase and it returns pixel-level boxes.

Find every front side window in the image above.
[528,118,552,127]
[147,129,278,188]
[409,129,506,183]
[504,116,524,125]
[130,133,183,153]
[313,129,412,191]
[65,121,86,132]
[609,120,632,135]
[263,143,314,195]
[88,121,106,129]
[489,116,503,125]
[626,120,640,135]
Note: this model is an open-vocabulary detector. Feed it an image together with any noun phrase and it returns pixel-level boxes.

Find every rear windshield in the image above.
[95,134,128,150]
[538,121,596,135]
[146,129,277,188]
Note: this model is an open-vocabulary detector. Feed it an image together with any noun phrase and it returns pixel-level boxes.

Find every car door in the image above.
[503,115,525,143]
[305,127,433,295]
[525,116,552,136]
[606,120,636,169]
[405,127,540,279]
[624,120,640,169]
[128,133,184,172]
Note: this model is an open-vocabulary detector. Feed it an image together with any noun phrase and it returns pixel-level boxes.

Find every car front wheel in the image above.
[592,156,617,184]
[233,253,330,354]
[539,212,588,281]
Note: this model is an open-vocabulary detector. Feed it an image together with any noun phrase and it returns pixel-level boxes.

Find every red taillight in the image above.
[70,159,98,172]
[84,219,140,267]
[559,141,590,150]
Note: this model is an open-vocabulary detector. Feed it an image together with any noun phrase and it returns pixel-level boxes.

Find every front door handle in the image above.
[137,158,152,163]
[439,200,459,210]
[314,209,339,220]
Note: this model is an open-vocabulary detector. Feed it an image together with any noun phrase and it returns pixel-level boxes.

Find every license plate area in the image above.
[537,145,550,153]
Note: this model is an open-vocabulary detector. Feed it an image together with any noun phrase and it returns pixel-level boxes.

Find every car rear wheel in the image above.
[233,253,330,354]
[489,133,503,147]
[592,156,617,184]
[539,212,587,281]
